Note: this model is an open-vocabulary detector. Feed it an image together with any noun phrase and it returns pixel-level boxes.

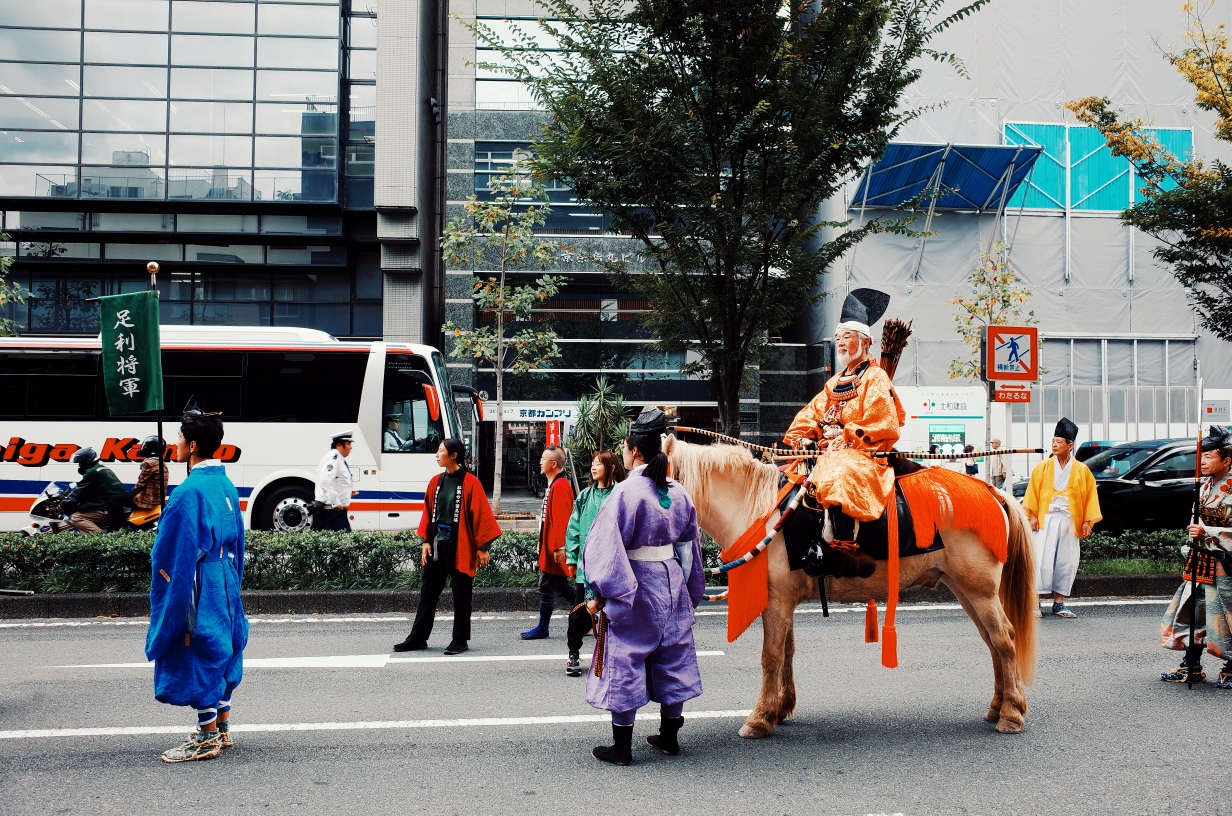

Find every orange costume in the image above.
[783,359,906,522]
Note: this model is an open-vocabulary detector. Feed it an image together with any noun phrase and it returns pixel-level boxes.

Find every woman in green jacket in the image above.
[563,450,625,677]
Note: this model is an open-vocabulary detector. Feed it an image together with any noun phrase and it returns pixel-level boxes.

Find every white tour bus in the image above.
[0,326,473,532]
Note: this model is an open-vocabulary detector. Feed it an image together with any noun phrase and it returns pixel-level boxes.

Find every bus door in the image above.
[378,352,445,530]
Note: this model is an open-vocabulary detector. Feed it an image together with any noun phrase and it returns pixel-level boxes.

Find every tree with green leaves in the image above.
[0,234,26,336]
[1068,5,1232,340]
[470,0,987,436]
[442,159,565,513]
[948,242,1037,381]
[566,376,630,481]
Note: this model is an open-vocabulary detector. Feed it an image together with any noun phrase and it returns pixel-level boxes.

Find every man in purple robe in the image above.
[582,408,705,765]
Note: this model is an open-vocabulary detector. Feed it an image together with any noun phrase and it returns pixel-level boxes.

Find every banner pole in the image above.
[148,261,165,510]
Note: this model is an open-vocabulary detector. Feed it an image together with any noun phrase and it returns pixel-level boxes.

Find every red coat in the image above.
[538,475,576,577]
[417,470,503,577]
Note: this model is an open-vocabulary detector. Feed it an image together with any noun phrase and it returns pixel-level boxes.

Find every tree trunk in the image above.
[492,285,505,515]
[715,364,744,439]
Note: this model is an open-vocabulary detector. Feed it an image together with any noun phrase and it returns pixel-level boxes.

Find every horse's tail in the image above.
[998,495,1038,686]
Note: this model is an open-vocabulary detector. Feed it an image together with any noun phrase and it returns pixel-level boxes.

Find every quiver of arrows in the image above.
[879,318,913,380]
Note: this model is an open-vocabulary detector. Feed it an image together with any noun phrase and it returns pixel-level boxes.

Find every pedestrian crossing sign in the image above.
[981,325,1039,382]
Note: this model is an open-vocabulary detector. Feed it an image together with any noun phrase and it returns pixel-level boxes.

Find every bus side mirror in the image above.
[422,384,441,422]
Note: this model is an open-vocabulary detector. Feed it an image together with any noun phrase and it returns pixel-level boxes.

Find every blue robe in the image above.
[145,465,248,710]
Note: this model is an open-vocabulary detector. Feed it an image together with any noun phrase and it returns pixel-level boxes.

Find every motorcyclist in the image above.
[130,436,169,520]
[66,447,131,534]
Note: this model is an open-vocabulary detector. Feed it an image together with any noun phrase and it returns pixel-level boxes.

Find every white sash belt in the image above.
[627,544,673,562]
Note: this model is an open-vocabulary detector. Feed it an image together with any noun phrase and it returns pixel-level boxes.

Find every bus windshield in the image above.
[431,350,463,440]
[382,353,445,453]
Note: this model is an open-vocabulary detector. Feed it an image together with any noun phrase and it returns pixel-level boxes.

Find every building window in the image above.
[0,2,342,201]
[473,141,609,233]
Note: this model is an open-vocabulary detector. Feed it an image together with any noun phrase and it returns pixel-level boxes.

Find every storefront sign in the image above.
[545,421,560,446]
[929,423,966,456]
[904,387,986,419]
[497,403,578,422]
[1204,400,1230,423]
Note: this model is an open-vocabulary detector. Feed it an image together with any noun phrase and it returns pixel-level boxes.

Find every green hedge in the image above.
[0,529,726,594]
[5,526,1176,594]
[1082,529,1186,565]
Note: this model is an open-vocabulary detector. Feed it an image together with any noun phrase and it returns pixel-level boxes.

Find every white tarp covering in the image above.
[819,0,1232,388]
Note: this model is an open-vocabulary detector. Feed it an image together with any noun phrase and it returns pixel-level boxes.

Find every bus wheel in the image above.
[258,484,315,532]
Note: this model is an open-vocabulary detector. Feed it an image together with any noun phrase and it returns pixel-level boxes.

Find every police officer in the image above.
[315,431,357,531]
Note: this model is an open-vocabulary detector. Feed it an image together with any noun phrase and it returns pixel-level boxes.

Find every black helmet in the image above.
[73,447,99,470]
[137,436,165,459]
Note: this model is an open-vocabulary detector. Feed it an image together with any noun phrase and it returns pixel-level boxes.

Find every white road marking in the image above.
[0,709,754,740]
[49,650,726,669]
[387,650,725,665]
[0,597,1170,629]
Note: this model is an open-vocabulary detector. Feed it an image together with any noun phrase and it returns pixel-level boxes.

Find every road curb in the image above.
[0,574,1181,620]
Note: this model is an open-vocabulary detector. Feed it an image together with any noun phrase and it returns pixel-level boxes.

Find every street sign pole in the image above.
[149,262,164,510]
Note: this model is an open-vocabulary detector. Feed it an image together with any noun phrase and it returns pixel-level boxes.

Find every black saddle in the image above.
[782,457,944,579]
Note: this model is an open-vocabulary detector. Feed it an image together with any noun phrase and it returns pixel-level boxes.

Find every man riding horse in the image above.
[783,288,906,572]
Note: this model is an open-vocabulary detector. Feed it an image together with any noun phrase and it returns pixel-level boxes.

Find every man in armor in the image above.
[1159,424,1232,689]
[782,287,905,524]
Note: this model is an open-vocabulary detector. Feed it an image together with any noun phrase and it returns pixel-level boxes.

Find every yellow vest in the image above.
[1023,456,1102,538]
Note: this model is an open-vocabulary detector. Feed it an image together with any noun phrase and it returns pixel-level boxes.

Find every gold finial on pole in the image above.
[147,261,159,292]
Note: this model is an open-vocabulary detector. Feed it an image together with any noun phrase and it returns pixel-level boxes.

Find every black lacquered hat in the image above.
[629,407,668,435]
[1202,424,1231,452]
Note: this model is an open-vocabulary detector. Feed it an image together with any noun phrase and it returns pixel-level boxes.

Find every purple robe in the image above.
[582,471,705,713]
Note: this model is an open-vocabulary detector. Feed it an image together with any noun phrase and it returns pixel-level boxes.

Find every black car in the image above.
[1011,439,1197,534]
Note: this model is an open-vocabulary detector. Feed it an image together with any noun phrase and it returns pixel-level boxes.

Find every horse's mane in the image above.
[668,437,781,528]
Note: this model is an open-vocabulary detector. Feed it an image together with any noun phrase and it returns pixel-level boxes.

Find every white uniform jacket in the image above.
[315,449,353,508]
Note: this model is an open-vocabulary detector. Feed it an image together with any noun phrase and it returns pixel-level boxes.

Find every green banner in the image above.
[97,290,164,415]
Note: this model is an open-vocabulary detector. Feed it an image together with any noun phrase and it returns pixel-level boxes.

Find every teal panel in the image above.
[1069,126,1130,211]
[1005,123,1065,209]
[1133,128,1194,203]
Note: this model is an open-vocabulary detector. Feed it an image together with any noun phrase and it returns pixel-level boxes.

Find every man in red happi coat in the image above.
[522,445,577,640]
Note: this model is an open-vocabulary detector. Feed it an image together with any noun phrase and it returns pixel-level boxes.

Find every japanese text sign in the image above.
[545,420,560,446]
[981,326,1039,382]
[97,290,164,414]
[993,383,1032,403]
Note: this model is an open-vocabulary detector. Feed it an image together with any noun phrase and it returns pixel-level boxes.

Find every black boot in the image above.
[646,715,684,756]
[592,723,633,766]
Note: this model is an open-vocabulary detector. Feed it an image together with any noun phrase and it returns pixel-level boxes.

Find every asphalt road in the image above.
[2,599,1229,816]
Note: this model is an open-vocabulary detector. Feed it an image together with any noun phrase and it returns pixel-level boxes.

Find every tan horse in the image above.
[665,437,1038,737]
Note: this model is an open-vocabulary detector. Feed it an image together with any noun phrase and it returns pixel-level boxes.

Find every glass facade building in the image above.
[0,0,408,337]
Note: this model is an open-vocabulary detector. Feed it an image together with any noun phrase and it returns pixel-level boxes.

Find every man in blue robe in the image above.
[146,402,248,763]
